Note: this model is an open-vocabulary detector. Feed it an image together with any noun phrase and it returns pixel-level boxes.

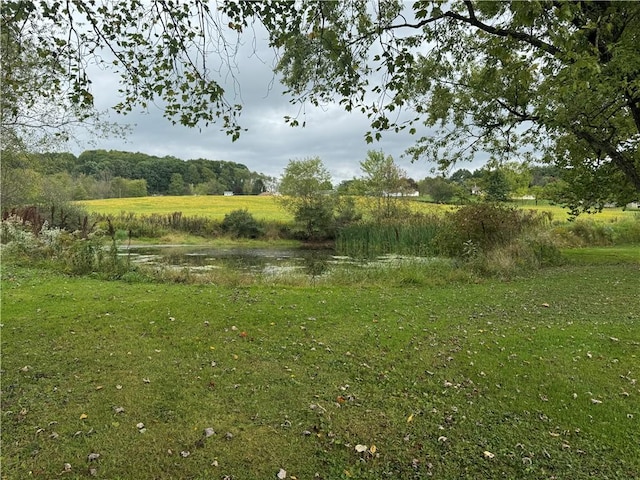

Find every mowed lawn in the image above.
[2,263,639,479]
[78,195,636,223]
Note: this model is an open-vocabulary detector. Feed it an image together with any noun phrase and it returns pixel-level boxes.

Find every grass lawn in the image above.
[2,262,639,479]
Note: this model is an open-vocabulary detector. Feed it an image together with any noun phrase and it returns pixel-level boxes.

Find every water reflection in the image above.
[120,245,337,276]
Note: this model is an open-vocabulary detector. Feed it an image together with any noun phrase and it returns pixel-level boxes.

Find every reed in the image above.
[336,216,442,257]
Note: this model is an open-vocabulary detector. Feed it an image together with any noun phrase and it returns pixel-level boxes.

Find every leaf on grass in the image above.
[80,413,88,420]
[407,413,414,423]
[277,468,287,479]
[87,453,100,462]
[355,444,368,453]
[204,427,215,438]
[369,445,377,454]
[63,463,71,472]
[483,451,495,459]
[180,451,190,458]
[591,398,603,404]
[143,378,151,383]
[114,407,125,414]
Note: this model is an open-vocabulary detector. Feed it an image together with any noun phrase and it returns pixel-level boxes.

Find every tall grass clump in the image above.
[436,203,561,276]
[550,214,640,247]
[336,214,441,257]
[1,212,131,278]
[97,211,293,241]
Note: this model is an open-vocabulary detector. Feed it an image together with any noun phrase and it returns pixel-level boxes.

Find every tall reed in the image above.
[336,215,441,257]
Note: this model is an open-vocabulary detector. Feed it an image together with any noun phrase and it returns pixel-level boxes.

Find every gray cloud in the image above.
[75,24,484,184]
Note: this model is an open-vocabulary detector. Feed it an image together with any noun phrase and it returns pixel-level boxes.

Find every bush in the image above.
[221,209,261,238]
[436,203,551,257]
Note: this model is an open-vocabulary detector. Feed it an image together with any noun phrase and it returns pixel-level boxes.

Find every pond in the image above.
[119,244,435,278]
[120,244,343,277]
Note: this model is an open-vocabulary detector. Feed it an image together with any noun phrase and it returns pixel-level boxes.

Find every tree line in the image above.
[1,149,274,208]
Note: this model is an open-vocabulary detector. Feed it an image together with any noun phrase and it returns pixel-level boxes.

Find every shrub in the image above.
[221,209,262,238]
[436,203,551,257]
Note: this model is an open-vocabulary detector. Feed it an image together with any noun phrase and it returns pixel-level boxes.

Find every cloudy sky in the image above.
[75,15,485,185]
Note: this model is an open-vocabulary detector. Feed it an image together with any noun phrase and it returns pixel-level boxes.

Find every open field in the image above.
[78,195,638,224]
[78,195,294,222]
[2,262,639,479]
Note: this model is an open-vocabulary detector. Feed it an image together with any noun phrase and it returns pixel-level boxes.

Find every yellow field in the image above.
[78,195,637,223]
[78,195,293,221]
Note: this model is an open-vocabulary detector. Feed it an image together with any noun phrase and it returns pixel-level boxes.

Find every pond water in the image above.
[120,244,345,277]
[119,244,431,278]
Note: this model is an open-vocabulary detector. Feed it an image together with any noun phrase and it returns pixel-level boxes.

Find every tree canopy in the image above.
[4,1,639,211]
[227,1,640,210]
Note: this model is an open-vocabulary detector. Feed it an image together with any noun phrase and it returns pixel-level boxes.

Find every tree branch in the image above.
[383,1,561,58]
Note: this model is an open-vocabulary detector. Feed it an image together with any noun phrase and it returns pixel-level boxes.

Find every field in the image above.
[78,195,638,223]
[2,262,639,479]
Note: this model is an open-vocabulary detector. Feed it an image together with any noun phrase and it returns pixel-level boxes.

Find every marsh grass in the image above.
[336,216,441,258]
[2,263,639,479]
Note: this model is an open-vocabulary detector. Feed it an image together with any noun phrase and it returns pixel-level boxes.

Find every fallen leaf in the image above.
[541,303,550,308]
[407,413,414,423]
[180,451,190,458]
[369,445,377,454]
[277,468,287,479]
[114,407,125,414]
[63,463,72,472]
[87,453,100,462]
[142,378,151,383]
[80,413,88,420]
[591,398,603,404]
[136,422,145,429]
[483,451,495,459]
[95,386,103,391]
[355,444,368,453]
[204,427,215,438]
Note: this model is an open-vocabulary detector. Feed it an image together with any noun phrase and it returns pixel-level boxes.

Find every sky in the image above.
[74,14,486,185]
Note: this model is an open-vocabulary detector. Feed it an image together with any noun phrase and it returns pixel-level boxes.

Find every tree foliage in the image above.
[6,1,639,211]
[279,157,335,239]
[226,1,640,210]
[360,150,410,221]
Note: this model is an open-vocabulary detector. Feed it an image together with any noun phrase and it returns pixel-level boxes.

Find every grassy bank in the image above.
[2,262,639,479]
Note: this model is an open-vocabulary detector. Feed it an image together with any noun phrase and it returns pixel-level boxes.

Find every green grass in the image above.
[562,245,640,264]
[2,263,639,479]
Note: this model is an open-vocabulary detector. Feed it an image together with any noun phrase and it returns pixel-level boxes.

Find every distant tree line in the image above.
[1,149,274,208]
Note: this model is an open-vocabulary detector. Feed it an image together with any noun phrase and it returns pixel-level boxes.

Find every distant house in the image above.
[471,185,482,195]
[223,191,234,196]
[385,190,419,197]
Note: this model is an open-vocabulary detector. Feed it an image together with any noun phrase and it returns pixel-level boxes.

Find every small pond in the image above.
[119,244,434,278]
[120,245,343,277]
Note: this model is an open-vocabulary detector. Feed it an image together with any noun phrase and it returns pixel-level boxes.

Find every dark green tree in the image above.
[168,173,186,196]
[484,169,511,202]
